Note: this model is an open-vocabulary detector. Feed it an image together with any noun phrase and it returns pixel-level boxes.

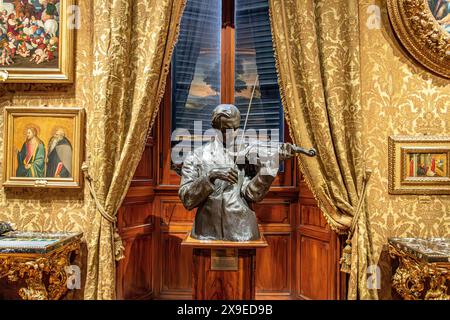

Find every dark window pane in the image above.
[235,0,284,142]
[171,0,221,137]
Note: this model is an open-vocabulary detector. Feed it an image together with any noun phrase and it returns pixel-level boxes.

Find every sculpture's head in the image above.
[211,104,241,146]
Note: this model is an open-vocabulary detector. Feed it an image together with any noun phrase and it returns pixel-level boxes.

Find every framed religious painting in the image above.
[388,135,450,194]
[3,107,84,188]
[387,0,450,78]
[0,0,75,83]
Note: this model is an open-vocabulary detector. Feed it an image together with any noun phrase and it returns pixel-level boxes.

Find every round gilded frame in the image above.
[387,0,450,78]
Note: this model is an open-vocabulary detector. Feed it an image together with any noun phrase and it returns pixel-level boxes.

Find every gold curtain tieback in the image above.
[82,162,125,261]
[340,169,372,274]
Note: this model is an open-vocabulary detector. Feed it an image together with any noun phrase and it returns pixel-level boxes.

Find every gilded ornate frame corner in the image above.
[387,0,450,78]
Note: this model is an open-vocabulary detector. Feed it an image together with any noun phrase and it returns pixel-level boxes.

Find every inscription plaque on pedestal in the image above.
[211,249,238,271]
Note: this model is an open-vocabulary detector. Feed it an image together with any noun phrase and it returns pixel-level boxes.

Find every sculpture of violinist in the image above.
[178,104,316,242]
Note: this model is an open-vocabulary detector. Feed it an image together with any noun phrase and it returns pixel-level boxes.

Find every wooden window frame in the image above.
[157,0,296,190]
[221,0,235,104]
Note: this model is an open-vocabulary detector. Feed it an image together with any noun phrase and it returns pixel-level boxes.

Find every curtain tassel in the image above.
[113,229,125,261]
[339,170,372,274]
[340,239,353,274]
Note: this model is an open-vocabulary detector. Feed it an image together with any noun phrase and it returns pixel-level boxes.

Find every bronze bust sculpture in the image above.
[178,104,315,242]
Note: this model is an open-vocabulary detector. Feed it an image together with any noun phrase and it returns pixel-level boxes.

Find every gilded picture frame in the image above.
[3,107,84,188]
[388,135,450,194]
[0,0,75,83]
[387,0,450,79]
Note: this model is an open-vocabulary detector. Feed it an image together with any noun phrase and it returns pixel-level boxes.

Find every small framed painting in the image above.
[3,107,84,188]
[388,135,450,194]
[0,0,75,83]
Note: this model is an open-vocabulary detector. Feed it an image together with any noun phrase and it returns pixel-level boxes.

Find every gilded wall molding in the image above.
[387,0,450,78]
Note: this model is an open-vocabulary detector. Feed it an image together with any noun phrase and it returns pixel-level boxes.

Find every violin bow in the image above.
[234,75,259,165]
[234,75,316,163]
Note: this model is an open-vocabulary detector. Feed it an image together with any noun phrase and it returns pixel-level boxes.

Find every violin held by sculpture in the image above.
[233,141,316,161]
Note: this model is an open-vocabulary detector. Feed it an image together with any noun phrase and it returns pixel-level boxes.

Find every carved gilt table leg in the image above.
[0,257,50,300]
[0,240,81,300]
[424,265,450,300]
[47,241,80,300]
[389,244,426,300]
[389,242,450,300]
[19,264,49,300]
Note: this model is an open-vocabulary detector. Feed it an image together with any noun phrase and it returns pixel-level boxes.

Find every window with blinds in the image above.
[235,0,283,139]
[171,0,283,142]
[171,0,221,136]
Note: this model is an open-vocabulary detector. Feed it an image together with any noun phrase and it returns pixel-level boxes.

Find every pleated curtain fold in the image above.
[269,0,378,299]
[84,0,186,299]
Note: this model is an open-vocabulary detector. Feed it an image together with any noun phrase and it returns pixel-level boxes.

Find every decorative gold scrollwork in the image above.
[425,264,450,300]
[0,240,80,300]
[387,0,450,78]
[389,244,450,300]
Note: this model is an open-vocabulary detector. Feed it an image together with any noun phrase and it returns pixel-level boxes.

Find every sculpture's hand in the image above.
[279,143,295,161]
[208,167,239,184]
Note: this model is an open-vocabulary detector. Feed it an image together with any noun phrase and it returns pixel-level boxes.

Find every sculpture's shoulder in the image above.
[191,141,214,160]
[174,142,214,176]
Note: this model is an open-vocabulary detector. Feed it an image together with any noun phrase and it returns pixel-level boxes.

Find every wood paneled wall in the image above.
[116,90,345,300]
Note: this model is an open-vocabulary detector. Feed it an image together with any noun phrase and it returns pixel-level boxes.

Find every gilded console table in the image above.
[389,238,450,300]
[0,231,82,300]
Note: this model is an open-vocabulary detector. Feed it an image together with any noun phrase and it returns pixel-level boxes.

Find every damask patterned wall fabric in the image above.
[0,0,448,300]
[0,1,94,299]
[360,0,450,299]
[0,3,93,233]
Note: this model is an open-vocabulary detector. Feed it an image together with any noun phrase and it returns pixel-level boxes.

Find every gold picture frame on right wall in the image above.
[388,135,450,194]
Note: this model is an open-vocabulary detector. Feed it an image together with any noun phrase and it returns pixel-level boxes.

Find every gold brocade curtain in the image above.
[84,0,186,299]
[269,0,377,299]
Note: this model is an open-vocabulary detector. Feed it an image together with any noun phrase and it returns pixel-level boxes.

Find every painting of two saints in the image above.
[16,126,72,178]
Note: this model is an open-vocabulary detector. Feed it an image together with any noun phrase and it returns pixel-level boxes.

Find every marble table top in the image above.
[388,237,450,263]
[0,231,83,254]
